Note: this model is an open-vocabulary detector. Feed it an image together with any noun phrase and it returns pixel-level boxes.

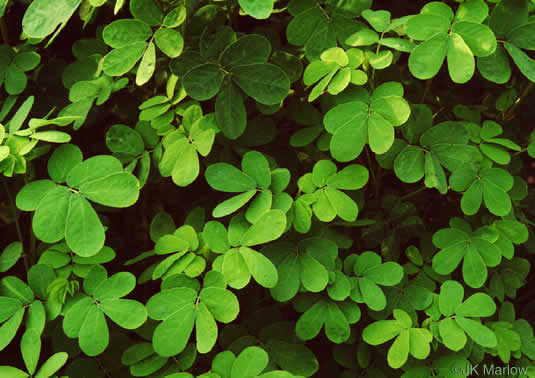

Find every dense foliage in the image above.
[1,0,535,376]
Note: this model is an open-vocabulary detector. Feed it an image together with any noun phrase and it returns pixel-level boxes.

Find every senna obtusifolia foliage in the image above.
[0,0,535,376]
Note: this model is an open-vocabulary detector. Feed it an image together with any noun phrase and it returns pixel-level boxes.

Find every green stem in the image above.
[3,180,29,270]
[400,186,427,201]
[503,82,534,121]
[513,147,528,156]
[364,146,378,200]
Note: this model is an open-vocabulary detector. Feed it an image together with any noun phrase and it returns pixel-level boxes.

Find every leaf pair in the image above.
[363,309,433,369]
[63,267,147,356]
[324,81,411,161]
[38,242,116,278]
[152,225,207,280]
[0,46,40,95]
[16,145,140,256]
[432,221,503,288]
[175,34,289,139]
[303,47,368,102]
[146,277,239,356]
[205,150,291,221]
[449,167,514,216]
[293,160,369,232]
[479,0,535,83]
[102,7,185,85]
[394,121,482,194]
[264,237,338,301]
[159,105,219,187]
[344,251,404,311]
[407,1,496,83]
[437,280,497,351]
[295,298,361,344]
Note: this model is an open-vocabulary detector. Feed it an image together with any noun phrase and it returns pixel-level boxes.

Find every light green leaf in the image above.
[65,194,105,257]
[242,151,271,189]
[136,41,156,86]
[48,144,83,184]
[101,298,147,329]
[240,210,286,247]
[22,0,82,39]
[206,163,256,193]
[102,41,147,77]
[79,304,109,356]
[200,287,239,323]
[239,247,278,288]
[34,352,68,378]
[388,329,409,369]
[195,301,217,353]
[32,186,71,244]
[21,329,40,374]
[456,293,496,317]
[447,33,475,83]
[154,29,184,59]
[455,316,497,348]
[409,32,448,80]
[213,190,257,218]
[238,0,273,19]
[231,346,269,378]
[439,317,467,351]
[362,319,404,345]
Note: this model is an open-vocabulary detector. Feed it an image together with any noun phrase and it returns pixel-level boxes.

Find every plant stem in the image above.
[3,180,29,270]
[400,186,426,201]
[503,82,534,121]
[365,146,378,200]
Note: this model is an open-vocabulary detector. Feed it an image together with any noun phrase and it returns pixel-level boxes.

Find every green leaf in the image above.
[34,352,68,378]
[206,163,256,192]
[200,287,239,322]
[65,194,105,257]
[439,280,464,317]
[388,329,409,369]
[447,33,475,83]
[231,346,269,378]
[455,316,497,348]
[362,9,391,32]
[239,247,278,288]
[362,319,404,345]
[455,0,488,23]
[150,303,195,356]
[238,0,273,19]
[79,304,109,356]
[0,307,24,351]
[231,64,290,105]
[195,301,217,353]
[129,0,163,26]
[508,22,535,50]
[359,277,386,311]
[240,210,286,247]
[0,366,28,378]
[220,34,271,67]
[406,14,451,41]
[242,151,271,189]
[21,329,40,374]
[183,64,225,101]
[48,144,83,184]
[154,29,184,59]
[504,42,535,82]
[22,0,82,39]
[32,186,71,244]
[213,190,257,218]
[102,19,152,48]
[0,242,23,272]
[439,317,467,351]
[102,41,147,76]
[300,252,329,292]
[453,22,496,57]
[30,130,71,143]
[456,293,496,317]
[93,272,136,299]
[409,32,449,80]
[215,79,246,140]
[136,41,156,86]
[101,298,147,329]
[477,44,511,84]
